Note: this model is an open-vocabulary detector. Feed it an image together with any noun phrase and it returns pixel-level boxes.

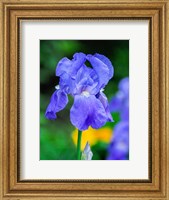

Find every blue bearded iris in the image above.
[45,52,114,131]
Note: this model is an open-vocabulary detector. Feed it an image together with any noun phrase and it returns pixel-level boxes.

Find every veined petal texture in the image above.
[70,95,108,131]
[56,52,86,79]
[87,54,111,89]
[94,53,114,79]
[98,92,114,122]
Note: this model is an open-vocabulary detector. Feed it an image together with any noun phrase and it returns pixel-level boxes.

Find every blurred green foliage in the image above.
[40,40,129,160]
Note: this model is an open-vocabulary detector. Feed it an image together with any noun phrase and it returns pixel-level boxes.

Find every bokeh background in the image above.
[40,40,129,160]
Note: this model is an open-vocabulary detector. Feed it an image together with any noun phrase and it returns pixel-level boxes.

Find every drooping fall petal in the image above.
[45,90,68,120]
[70,95,108,131]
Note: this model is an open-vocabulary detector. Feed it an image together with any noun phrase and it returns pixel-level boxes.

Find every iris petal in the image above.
[70,95,107,131]
[94,53,114,79]
[45,90,68,120]
[59,73,75,94]
[109,92,124,112]
[87,54,110,89]
[74,65,98,95]
[55,57,72,76]
[120,105,129,121]
[118,77,129,95]
[113,121,129,139]
[109,77,129,119]
[98,92,114,122]
[107,121,129,160]
[56,52,86,79]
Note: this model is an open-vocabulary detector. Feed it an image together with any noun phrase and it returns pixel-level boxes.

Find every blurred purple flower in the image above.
[107,77,129,160]
[107,121,129,160]
[45,52,114,131]
[110,77,129,121]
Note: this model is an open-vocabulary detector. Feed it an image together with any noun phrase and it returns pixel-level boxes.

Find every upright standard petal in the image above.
[98,92,114,122]
[87,54,110,89]
[55,57,72,77]
[94,53,114,79]
[70,95,108,131]
[74,65,98,95]
[56,52,86,79]
[72,52,86,74]
[75,66,94,89]
[45,90,68,120]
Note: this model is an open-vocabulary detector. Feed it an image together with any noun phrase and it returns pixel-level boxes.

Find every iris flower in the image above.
[107,121,129,160]
[107,77,129,160]
[109,77,129,121]
[45,52,114,131]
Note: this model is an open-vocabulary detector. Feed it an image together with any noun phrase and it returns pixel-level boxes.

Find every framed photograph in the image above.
[0,0,169,199]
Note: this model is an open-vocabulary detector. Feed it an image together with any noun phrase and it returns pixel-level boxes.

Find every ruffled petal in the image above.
[56,57,72,77]
[45,90,68,120]
[87,54,110,89]
[75,65,94,87]
[94,53,114,79]
[59,73,75,94]
[74,65,98,95]
[98,92,114,122]
[56,52,86,79]
[72,53,86,76]
[70,95,108,131]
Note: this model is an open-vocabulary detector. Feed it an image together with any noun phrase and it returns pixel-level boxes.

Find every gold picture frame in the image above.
[0,0,169,199]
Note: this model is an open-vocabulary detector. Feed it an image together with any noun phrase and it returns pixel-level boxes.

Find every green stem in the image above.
[77,130,82,160]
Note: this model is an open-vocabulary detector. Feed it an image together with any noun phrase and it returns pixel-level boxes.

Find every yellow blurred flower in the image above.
[72,127,113,150]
